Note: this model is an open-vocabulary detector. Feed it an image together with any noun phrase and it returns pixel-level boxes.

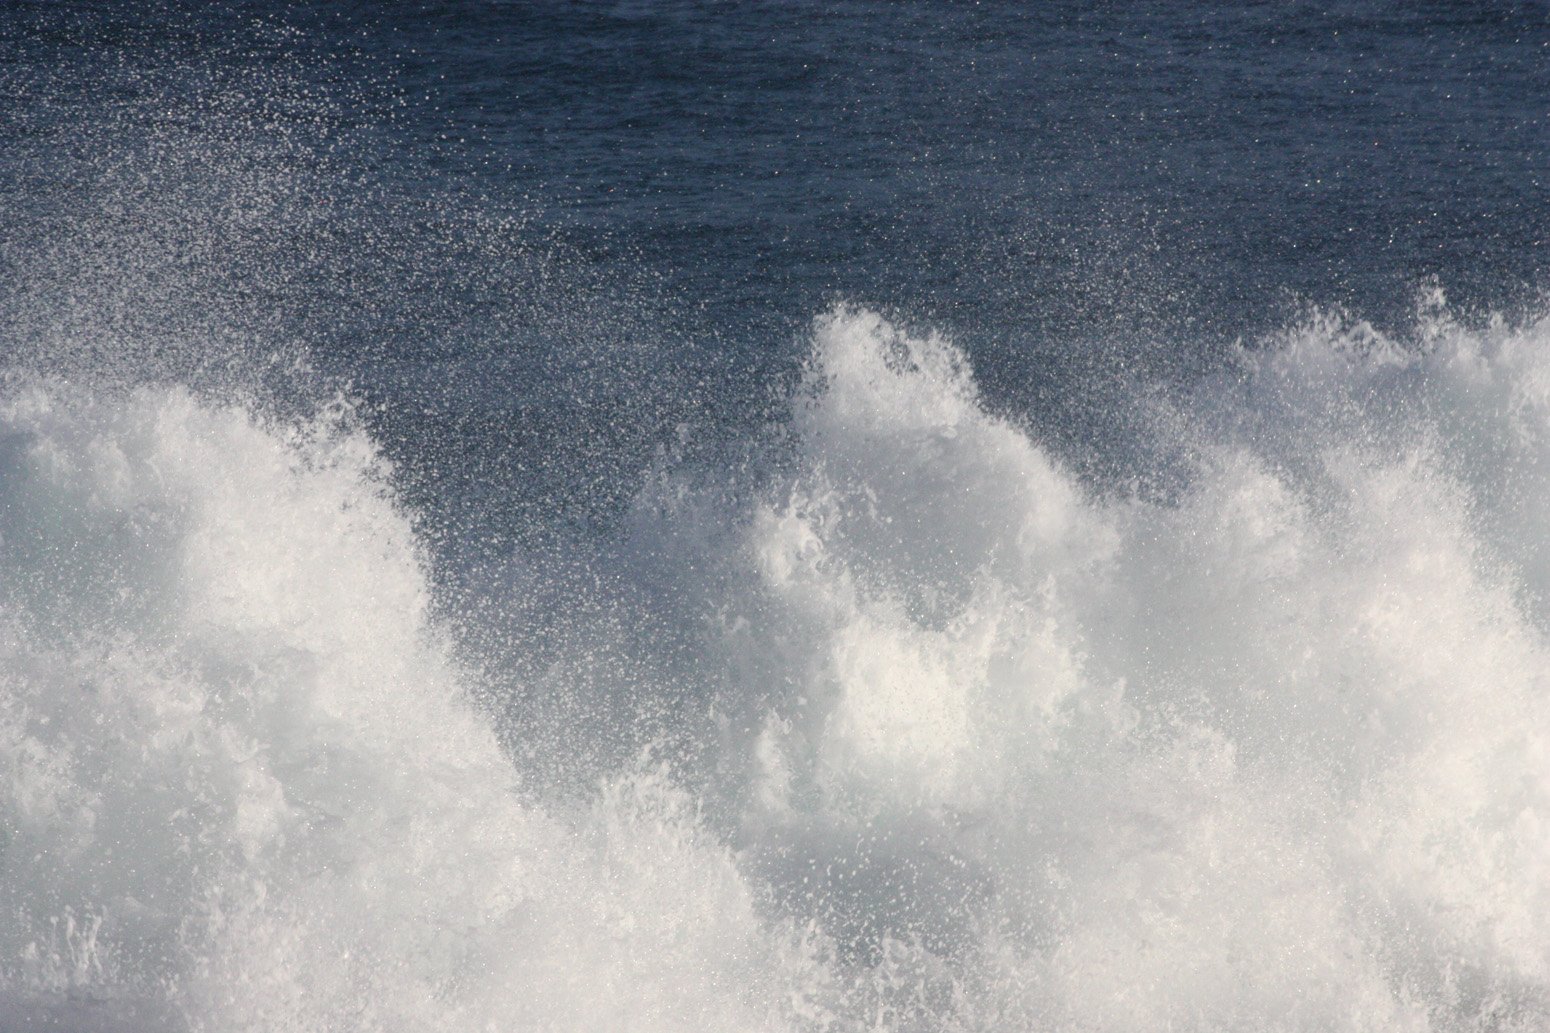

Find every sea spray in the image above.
[635,305,1550,1029]
[3,303,1550,1030]
[0,381,832,1032]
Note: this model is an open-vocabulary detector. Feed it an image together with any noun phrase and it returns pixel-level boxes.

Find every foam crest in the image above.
[739,310,1115,813]
[5,300,1550,1032]
[706,305,1550,1029]
[0,380,829,1031]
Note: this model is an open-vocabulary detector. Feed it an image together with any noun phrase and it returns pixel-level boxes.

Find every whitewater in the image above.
[1,293,1548,1031]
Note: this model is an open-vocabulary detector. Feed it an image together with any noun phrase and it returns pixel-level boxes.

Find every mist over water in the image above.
[3,3,1550,1031]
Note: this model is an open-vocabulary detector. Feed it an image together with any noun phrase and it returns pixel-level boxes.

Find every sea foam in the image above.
[0,383,826,1031]
[4,301,1550,1030]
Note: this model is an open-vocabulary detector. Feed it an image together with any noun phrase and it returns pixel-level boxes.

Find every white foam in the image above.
[5,298,1550,1030]
[0,382,830,1031]
[664,303,1550,1029]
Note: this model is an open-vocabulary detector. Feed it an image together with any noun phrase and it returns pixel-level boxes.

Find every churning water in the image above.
[2,3,1548,1030]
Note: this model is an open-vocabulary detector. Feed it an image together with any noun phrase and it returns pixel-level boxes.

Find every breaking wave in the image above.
[4,298,1550,1031]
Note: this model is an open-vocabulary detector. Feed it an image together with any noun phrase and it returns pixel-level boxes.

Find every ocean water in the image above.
[2,2,1549,1031]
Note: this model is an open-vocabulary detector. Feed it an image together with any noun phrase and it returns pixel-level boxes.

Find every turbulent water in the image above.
[7,304,1550,1031]
[3,3,1550,1031]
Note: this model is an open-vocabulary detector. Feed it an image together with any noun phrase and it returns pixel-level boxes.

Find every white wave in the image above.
[0,383,830,1031]
[4,298,1550,1031]
[647,302,1550,1030]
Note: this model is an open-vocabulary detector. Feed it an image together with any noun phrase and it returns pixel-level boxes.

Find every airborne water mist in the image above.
[3,299,1550,1031]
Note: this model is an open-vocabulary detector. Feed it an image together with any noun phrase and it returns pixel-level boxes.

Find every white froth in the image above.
[5,300,1550,1031]
[0,382,827,1032]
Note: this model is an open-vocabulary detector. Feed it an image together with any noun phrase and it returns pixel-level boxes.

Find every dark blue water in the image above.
[4,1,1546,536]
[5,5,1550,1030]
